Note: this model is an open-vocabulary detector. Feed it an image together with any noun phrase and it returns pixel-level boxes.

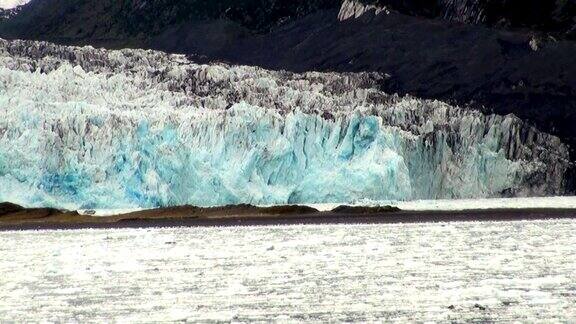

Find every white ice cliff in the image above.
[0,39,570,209]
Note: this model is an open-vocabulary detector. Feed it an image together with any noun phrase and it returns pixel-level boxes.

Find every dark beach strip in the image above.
[1,202,576,231]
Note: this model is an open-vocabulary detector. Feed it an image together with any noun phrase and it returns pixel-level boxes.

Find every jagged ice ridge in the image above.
[0,39,570,209]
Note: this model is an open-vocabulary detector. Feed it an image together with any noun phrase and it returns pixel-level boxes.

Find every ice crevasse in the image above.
[0,39,570,209]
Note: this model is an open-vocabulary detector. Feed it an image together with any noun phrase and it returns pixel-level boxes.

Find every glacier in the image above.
[0,39,570,209]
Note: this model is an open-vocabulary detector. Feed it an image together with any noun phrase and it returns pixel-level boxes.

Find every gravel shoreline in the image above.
[1,202,575,231]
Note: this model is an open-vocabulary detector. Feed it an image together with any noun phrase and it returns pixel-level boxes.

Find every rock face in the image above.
[1,0,573,38]
[0,40,570,209]
[0,0,339,43]
[0,202,24,216]
[0,8,19,20]
[358,0,576,37]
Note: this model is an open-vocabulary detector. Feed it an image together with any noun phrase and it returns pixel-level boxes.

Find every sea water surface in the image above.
[1,220,575,322]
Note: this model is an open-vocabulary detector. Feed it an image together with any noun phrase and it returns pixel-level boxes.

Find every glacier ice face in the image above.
[0,39,570,209]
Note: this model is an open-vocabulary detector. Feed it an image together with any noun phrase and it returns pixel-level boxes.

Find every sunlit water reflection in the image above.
[1,220,575,322]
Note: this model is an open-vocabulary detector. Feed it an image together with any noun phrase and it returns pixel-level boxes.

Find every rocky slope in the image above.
[358,0,576,38]
[1,0,573,39]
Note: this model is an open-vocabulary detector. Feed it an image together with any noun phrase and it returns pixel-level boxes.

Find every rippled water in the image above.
[1,220,575,322]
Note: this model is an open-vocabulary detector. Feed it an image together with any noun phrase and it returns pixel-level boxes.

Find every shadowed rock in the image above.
[0,202,24,216]
[331,205,401,214]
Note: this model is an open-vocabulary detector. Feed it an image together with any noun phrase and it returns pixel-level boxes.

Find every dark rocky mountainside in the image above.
[0,0,575,186]
[1,0,574,39]
[362,0,576,37]
[0,0,339,45]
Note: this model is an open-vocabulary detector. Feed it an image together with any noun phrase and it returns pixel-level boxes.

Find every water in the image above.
[80,196,576,217]
[1,220,575,322]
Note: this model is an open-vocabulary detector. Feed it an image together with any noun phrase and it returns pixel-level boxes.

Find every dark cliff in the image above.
[361,0,576,38]
[1,0,574,41]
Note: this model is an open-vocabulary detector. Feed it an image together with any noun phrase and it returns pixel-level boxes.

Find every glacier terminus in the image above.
[0,40,570,209]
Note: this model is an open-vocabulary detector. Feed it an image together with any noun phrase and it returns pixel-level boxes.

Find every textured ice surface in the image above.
[0,39,570,209]
[81,196,576,216]
[1,220,575,322]
[308,196,576,211]
[393,196,576,211]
